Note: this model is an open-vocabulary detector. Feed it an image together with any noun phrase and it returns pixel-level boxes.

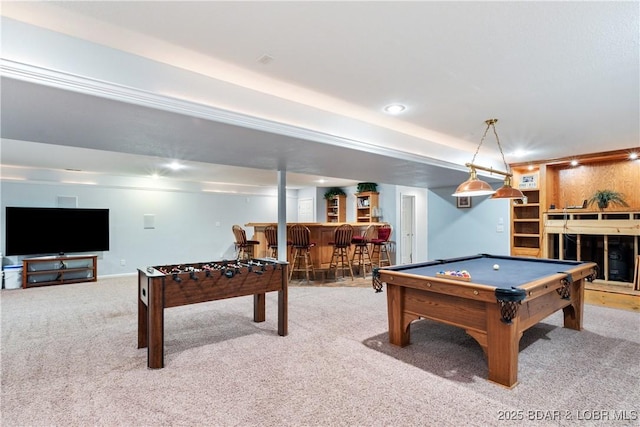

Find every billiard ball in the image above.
[493,264,500,270]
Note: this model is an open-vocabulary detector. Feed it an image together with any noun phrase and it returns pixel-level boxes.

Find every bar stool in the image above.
[232,225,260,261]
[288,224,316,284]
[264,225,291,259]
[265,225,279,258]
[370,224,392,267]
[328,224,354,280]
[351,224,376,277]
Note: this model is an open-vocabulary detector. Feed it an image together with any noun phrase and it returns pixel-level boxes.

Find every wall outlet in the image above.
[496,225,504,233]
[120,259,126,266]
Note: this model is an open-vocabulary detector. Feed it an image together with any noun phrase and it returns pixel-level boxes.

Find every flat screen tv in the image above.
[5,207,110,256]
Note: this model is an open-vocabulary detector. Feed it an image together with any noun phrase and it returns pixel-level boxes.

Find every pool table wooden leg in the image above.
[562,280,584,331]
[387,283,416,346]
[486,303,521,388]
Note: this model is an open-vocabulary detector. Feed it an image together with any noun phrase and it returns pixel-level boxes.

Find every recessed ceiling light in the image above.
[384,104,406,114]
[629,152,638,160]
[166,161,185,171]
[570,160,579,166]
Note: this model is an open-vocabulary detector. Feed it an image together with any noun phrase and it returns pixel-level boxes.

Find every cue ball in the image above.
[493,264,500,270]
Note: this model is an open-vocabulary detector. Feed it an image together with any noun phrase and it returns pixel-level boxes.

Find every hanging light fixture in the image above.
[452,119,525,199]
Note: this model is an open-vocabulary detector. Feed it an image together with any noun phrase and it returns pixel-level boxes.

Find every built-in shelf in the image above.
[510,150,640,309]
[355,192,379,223]
[510,180,542,257]
[543,211,639,289]
[326,195,346,223]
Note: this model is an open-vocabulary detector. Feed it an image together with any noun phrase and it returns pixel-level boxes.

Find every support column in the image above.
[277,170,287,262]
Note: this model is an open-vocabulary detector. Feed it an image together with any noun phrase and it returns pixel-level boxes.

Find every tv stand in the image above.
[22,255,97,288]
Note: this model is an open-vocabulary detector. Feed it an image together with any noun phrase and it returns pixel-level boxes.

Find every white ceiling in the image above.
[1,1,638,190]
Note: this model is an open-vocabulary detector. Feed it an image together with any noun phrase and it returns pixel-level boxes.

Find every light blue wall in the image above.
[427,186,511,259]
[1,178,510,276]
[1,181,298,275]
[376,183,396,226]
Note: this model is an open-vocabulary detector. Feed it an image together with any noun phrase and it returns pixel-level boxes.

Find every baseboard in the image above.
[99,272,138,279]
[585,285,640,312]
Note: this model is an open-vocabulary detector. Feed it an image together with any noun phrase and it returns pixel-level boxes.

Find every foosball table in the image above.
[138,259,288,368]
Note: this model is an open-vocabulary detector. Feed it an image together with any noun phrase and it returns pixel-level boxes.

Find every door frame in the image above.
[400,194,416,264]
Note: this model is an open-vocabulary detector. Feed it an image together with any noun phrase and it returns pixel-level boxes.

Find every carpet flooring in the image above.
[1,275,639,426]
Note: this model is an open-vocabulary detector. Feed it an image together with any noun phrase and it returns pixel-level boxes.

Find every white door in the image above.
[400,195,415,264]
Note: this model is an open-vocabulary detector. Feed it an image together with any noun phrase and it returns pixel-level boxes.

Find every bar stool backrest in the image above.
[333,224,354,248]
[377,224,392,242]
[362,224,377,242]
[265,225,278,247]
[289,224,311,248]
[232,224,248,245]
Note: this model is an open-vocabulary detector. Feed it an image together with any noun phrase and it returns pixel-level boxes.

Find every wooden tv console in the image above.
[22,255,98,288]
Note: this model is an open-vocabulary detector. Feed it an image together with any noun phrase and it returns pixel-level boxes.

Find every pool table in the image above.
[373,254,597,387]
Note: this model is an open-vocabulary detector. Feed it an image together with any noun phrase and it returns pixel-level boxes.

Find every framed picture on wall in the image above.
[457,196,472,209]
[519,172,539,189]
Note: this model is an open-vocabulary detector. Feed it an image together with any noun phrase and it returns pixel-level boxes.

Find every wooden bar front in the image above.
[247,222,387,269]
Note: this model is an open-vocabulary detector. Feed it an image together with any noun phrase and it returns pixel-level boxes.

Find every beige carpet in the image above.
[1,275,639,426]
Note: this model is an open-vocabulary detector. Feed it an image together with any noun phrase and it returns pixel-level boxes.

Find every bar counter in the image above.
[246,222,388,269]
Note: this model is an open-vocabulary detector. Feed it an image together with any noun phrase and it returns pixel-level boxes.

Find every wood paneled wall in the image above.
[549,160,639,209]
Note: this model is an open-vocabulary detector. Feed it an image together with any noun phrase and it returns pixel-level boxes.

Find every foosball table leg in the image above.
[147,279,165,369]
[254,293,266,322]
